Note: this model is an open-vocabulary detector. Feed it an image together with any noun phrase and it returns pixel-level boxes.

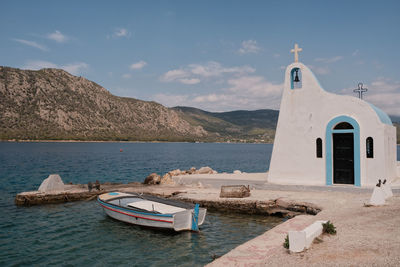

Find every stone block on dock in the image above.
[219,185,250,198]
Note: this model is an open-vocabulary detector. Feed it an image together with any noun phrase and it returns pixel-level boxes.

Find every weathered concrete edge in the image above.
[175,197,321,218]
[15,183,156,206]
[206,214,317,266]
[15,190,106,206]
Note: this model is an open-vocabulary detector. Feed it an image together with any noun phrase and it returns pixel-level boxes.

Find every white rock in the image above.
[197,166,213,174]
[38,174,65,192]
[233,170,242,174]
[382,183,393,199]
[369,187,386,206]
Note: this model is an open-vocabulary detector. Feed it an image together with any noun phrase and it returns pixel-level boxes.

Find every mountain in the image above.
[390,115,400,124]
[390,116,400,143]
[173,106,279,142]
[174,107,400,144]
[0,66,397,143]
[0,66,206,141]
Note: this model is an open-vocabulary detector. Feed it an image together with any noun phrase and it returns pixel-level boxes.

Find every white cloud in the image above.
[227,76,282,97]
[157,61,283,110]
[193,93,223,103]
[314,56,343,63]
[23,60,57,69]
[153,94,190,107]
[238,40,261,55]
[62,62,88,75]
[154,75,283,111]
[179,78,201,85]
[130,60,147,70]
[47,30,68,43]
[13,38,47,51]
[189,61,255,77]
[160,61,255,85]
[22,60,88,75]
[113,28,130,38]
[340,77,400,116]
[122,73,131,79]
[160,69,188,83]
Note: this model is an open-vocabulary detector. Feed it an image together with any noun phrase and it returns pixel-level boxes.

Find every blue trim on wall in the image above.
[325,116,361,187]
[331,129,354,133]
[367,103,393,125]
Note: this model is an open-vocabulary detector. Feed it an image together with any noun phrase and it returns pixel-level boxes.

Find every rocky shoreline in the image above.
[14,170,321,219]
[15,184,321,219]
[143,166,217,185]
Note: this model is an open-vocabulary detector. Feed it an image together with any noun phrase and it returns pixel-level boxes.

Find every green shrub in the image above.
[283,234,289,249]
[322,221,336,235]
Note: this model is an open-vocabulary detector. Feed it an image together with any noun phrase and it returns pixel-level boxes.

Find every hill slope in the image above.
[173,106,279,142]
[0,66,206,141]
[174,107,400,144]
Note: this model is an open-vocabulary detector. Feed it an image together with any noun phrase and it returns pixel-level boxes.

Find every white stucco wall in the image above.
[268,62,397,187]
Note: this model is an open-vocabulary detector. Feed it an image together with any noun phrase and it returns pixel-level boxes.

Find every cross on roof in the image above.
[353,82,368,99]
[291,43,302,63]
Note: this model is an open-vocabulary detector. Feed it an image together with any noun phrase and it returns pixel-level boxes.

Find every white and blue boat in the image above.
[98,192,206,231]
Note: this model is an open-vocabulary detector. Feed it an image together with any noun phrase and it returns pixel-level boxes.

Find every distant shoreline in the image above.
[1,139,274,144]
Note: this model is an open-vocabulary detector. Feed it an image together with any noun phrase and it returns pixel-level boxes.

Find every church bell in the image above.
[294,69,300,82]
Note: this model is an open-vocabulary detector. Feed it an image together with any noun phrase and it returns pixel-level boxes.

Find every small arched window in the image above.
[334,122,353,129]
[290,68,302,89]
[366,137,374,158]
[316,138,323,158]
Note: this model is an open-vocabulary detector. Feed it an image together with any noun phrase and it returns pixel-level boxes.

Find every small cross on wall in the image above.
[291,43,302,63]
[353,82,368,99]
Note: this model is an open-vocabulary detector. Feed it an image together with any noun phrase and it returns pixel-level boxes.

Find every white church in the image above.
[268,44,398,187]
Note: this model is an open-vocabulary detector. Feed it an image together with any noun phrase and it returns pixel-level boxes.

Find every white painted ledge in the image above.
[289,220,327,253]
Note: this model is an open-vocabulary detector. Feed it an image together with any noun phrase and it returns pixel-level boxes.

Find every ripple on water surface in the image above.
[3,143,397,266]
[2,200,282,266]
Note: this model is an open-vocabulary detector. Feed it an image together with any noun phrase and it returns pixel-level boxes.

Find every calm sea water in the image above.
[0,142,280,267]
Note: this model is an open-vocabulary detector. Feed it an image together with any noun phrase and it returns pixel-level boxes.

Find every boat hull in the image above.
[99,199,174,229]
[97,193,206,231]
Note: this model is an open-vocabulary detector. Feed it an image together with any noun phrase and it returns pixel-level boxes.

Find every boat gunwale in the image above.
[97,197,175,218]
[98,200,175,224]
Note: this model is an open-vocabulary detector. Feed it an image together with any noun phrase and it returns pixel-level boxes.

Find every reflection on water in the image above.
[1,200,282,266]
[0,142,281,266]
[1,143,398,266]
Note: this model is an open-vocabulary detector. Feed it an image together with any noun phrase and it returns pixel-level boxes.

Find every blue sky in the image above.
[1,0,399,115]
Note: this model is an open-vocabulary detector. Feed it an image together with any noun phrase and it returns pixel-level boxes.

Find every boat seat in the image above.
[128,200,186,214]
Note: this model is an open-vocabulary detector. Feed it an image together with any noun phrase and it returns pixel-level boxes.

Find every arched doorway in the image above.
[333,122,354,184]
[325,116,361,186]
